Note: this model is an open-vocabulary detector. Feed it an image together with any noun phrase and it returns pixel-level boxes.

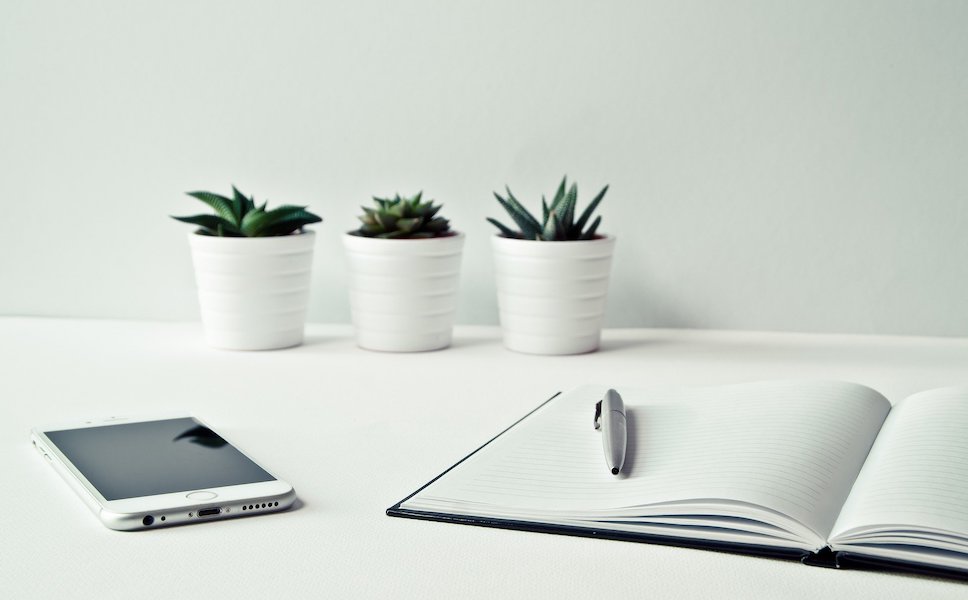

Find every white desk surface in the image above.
[3,317,968,599]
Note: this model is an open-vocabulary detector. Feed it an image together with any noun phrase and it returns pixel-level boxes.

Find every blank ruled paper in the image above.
[831,387,968,543]
[404,381,890,546]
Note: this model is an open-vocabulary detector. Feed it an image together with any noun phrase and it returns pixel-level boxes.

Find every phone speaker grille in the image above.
[241,501,279,512]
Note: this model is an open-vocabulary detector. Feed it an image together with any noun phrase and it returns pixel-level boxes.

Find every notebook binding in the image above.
[801,546,842,568]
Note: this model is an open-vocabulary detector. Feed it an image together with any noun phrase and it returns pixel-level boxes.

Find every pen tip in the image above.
[611,467,619,475]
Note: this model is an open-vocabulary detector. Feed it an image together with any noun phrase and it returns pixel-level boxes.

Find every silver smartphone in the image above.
[31,414,296,531]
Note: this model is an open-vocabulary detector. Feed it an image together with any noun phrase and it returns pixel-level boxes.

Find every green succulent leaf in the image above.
[574,184,608,235]
[396,217,422,233]
[358,210,378,226]
[374,211,399,231]
[561,183,578,231]
[185,191,236,224]
[175,187,321,237]
[353,192,452,238]
[486,217,518,239]
[487,176,607,241]
[259,211,322,236]
[580,215,602,240]
[549,177,567,213]
[241,205,318,237]
[171,214,240,236]
[425,217,449,231]
[503,187,542,231]
[172,214,222,229]
[239,208,268,236]
[493,193,539,239]
[231,186,248,223]
[542,211,560,241]
[358,223,383,236]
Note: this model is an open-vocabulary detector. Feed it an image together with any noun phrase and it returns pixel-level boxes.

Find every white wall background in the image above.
[2,0,966,335]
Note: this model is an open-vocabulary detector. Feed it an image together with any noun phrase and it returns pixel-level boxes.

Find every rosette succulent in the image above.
[352,192,452,239]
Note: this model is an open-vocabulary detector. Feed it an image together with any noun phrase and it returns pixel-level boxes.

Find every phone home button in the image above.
[186,491,218,501]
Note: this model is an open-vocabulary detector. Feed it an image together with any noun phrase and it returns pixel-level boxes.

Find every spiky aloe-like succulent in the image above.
[172,186,321,237]
[488,176,608,241]
[352,192,452,239]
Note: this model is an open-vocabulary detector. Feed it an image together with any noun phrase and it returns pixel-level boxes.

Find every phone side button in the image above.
[186,491,217,501]
[43,454,51,461]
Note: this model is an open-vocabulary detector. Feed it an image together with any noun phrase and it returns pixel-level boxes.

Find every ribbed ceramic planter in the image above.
[188,231,315,350]
[343,232,464,352]
[492,234,615,355]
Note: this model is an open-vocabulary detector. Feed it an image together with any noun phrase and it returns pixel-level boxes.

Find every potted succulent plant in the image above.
[172,186,322,350]
[343,192,464,352]
[488,176,614,355]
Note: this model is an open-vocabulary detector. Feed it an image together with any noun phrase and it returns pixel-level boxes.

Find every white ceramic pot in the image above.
[343,232,464,352]
[491,234,615,355]
[188,231,315,350]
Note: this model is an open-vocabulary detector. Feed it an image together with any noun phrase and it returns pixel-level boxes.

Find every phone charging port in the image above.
[198,507,222,517]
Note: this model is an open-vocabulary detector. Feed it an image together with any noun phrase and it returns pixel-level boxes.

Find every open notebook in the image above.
[388,381,968,578]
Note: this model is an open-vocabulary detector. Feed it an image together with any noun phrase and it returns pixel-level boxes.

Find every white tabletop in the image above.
[3,317,968,598]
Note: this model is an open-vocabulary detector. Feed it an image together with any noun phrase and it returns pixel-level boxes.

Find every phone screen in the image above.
[44,418,275,500]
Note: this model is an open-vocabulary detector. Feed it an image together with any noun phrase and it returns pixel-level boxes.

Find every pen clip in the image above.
[594,400,602,430]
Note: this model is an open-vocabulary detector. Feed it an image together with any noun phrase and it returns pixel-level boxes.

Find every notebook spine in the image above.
[801,546,842,569]
[835,552,968,580]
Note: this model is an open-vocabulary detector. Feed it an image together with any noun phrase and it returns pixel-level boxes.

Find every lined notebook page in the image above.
[831,387,968,541]
[404,381,890,541]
